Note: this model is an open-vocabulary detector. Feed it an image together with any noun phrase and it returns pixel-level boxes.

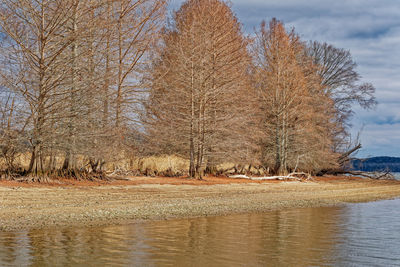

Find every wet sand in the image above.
[1,176,400,231]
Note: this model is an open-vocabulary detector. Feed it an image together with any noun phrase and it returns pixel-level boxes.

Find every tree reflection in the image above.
[0,207,344,266]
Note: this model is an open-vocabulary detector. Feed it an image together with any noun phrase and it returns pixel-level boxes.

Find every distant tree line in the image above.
[0,0,376,180]
[351,157,400,172]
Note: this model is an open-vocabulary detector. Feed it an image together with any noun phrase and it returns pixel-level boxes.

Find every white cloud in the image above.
[352,123,400,157]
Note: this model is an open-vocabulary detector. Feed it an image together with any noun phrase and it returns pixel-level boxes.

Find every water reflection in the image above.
[148,209,344,266]
[1,199,400,266]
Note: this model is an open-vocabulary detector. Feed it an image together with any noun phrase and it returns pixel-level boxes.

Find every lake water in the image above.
[1,198,400,266]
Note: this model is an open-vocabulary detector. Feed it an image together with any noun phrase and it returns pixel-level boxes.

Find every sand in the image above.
[1,176,400,231]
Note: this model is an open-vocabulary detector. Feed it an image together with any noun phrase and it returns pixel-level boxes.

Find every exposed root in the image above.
[54,169,111,181]
[0,168,111,183]
[13,176,55,183]
[0,168,25,181]
[139,167,184,178]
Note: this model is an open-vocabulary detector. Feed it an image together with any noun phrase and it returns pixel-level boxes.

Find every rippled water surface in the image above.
[1,198,400,266]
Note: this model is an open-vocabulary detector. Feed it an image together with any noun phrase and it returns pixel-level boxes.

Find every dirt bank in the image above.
[1,176,400,231]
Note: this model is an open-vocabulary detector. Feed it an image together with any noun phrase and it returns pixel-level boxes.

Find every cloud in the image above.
[352,123,400,157]
[169,0,400,157]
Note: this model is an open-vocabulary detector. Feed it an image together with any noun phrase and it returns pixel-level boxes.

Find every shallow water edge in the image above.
[1,178,400,232]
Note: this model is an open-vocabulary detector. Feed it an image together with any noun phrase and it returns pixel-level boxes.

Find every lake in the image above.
[1,198,400,266]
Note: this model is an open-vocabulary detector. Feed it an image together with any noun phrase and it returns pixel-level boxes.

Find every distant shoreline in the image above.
[1,176,400,231]
[351,156,400,172]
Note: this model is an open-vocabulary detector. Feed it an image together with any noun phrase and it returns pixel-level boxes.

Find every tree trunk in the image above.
[189,61,195,178]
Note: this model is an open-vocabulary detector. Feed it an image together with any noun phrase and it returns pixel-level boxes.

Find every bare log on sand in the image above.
[230,172,312,181]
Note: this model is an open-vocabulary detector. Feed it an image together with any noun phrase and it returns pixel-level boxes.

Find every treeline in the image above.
[351,157,400,172]
[0,0,376,180]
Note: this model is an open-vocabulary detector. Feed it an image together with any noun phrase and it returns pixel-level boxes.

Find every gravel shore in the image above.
[1,176,400,231]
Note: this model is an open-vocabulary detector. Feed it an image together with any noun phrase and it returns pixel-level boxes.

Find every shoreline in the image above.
[1,176,400,231]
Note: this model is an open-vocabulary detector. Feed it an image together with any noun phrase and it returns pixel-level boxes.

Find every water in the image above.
[1,199,400,266]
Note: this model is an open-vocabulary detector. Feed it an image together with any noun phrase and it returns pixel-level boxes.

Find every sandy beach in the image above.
[1,176,400,231]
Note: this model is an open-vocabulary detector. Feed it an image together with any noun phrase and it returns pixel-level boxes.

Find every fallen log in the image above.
[345,170,395,180]
[338,143,362,166]
[229,172,312,181]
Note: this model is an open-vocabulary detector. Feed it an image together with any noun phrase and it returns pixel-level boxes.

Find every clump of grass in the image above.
[135,155,189,177]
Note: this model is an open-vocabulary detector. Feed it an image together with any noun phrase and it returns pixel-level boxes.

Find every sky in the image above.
[170,0,400,158]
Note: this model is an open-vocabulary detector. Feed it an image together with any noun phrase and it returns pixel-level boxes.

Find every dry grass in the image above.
[1,153,267,177]
[1,153,189,175]
[134,155,189,176]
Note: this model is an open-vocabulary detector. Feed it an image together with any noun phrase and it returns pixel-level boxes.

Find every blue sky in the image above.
[169,0,400,158]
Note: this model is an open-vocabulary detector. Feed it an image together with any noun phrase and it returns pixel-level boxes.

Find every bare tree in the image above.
[0,0,167,178]
[0,90,29,174]
[144,0,254,179]
[60,0,102,171]
[252,19,338,175]
[0,0,79,175]
[307,41,377,152]
[112,0,166,129]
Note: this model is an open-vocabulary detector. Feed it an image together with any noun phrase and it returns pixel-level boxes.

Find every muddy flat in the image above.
[1,176,400,231]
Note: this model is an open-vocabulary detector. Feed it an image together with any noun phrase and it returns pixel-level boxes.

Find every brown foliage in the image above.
[251,19,338,175]
[144,0,255,178]
[0,0,374,180]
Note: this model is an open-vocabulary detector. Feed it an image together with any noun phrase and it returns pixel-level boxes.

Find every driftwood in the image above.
[319,143,363,176]
[338,143,362,166]
[215,165,270,176]
[230,172,312,181]
[344,170,395,180]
